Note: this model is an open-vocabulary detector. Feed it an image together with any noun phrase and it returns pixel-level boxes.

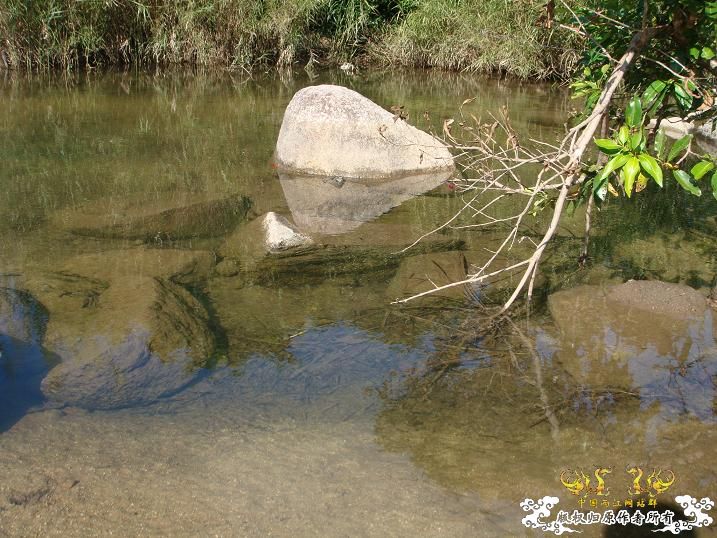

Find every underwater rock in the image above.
[51,192,252,241]
[0,286,56,431]
[386,251,470,301]
[58,248,215,286]
[22,274,214,409]
[0,286,48,343]
[279,172,451,235]
[604,279,709,319]
[215,259,241,277]
[275,85,454,178]
[249,239,466,287]
[548,281,717,399]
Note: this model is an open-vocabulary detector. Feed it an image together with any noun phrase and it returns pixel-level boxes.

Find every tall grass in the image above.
[0,0,580,77]
[370,0,581,78]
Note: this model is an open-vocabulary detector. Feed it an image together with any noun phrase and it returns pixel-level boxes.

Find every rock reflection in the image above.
[279,171,452,235]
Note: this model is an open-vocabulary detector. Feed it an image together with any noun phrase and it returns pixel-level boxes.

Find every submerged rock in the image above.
[51,192,252,241]
[0,285,56,431]
[0,286,48,343]
[34,275,215,409]
[215,259,241,277]
[58,248,215,286]
[604,279,709,319]
[4,246,219,409]
[219,212,312,270]
[275,85,454,178]
[548,280,717,406]
[386,251,471,301]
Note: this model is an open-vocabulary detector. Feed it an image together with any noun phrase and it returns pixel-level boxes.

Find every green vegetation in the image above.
[569,0,717,203]
[0,0,577,77]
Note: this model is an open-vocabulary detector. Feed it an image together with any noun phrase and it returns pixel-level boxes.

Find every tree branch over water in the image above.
[395,0,717,311]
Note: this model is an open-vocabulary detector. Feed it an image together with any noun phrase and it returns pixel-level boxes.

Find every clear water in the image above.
[0,69,716,537]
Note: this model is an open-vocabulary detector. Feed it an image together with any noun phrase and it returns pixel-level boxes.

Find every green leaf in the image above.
[567,200,576,216]
[654,129,667,160]
[625,96,642,128]
[667,134,693,162]
[702,47,716,60]
[674,84,694,110]
[712,170,717,201]
[623,156,640,197]
[636,173,648,193]
[629,129,643,151]
[708,2,717,18]
[673,169,701,196]
[638,153,663,187]
[585,91,600,112]
[641,80,667,113]
[593,153,630,194]
[691,160,715,180]
[594,138,622,154]
[595,183,608,202]
[617,125,630,145]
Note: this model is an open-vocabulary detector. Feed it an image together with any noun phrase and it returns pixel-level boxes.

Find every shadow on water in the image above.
[0,287,59,432]
[0,335,59,433]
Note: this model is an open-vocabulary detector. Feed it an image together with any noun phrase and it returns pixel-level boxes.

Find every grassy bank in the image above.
[0,0,581,78]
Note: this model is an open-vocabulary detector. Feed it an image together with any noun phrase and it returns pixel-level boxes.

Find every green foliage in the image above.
[0,0,577,74]
[567,0,717,203]
[368,0,580,77]
[0,0,417,70]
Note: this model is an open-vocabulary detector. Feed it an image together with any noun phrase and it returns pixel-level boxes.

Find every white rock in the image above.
[647,117,692,139]
[262,212,312,251]
[275,85,454,179]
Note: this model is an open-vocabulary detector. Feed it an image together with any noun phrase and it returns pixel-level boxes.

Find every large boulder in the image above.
[275,85,454,178]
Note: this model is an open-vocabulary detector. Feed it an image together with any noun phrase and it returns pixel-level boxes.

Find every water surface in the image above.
[0,69,716,537]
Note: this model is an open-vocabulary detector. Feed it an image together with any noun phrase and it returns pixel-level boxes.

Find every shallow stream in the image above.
[0,69,716,537]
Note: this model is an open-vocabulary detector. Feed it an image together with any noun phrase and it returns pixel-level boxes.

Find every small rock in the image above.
[262,212,312,252]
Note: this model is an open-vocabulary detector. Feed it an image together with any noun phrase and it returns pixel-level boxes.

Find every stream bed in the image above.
[0,69,716,537]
